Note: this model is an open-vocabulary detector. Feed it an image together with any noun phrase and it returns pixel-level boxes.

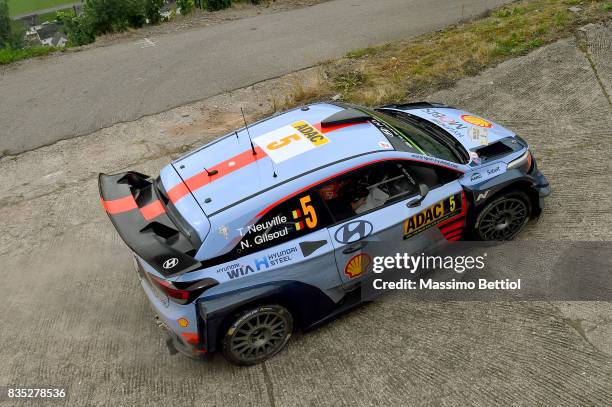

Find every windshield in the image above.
[367,108,469,164]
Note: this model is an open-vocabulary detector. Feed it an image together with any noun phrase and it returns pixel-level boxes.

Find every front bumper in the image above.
[531,168,550,215]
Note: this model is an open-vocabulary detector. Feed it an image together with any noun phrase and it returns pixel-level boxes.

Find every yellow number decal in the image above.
[449,196,456,212]
[300,195,318,229]
[267,134,301,150]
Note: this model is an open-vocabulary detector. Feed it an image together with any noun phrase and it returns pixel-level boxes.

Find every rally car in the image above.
[99,102,549,365]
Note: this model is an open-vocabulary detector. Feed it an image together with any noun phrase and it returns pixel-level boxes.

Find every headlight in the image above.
[507,150,533,173]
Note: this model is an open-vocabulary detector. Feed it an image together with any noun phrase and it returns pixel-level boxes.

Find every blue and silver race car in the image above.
[99,102,550,365]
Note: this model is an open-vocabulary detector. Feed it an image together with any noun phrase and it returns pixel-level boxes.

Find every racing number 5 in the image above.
[267,134,301,150]
[449,196,456,212]
[300,195,318,229]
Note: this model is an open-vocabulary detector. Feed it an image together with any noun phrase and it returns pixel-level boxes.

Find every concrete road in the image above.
[0,23,611,407]
[0,0,514,155]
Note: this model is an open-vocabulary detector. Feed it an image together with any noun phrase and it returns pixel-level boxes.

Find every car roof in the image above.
[166,103,394,215]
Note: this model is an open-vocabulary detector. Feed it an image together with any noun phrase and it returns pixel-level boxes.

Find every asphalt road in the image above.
[0,22,610,406]
[0,0,514,155]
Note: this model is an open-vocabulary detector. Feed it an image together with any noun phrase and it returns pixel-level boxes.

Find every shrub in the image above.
[145,0,164,24]
[178,0,196,14]
[56,10,95,46]
[203,0,232,11]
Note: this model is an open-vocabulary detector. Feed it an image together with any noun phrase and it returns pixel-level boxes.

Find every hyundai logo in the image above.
[163,257,179,269]
[334,220,373,244]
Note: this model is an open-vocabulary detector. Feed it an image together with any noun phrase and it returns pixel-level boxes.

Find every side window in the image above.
[399,162,459,189]
[232,191,333,256]
[316,161,419,223]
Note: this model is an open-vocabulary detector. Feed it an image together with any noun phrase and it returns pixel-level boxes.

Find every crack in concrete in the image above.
[575,29,612,111]
[562,317,610,357]
[261,362,277,407]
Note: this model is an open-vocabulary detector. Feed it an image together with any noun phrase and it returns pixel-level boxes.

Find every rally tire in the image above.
[474,190,531,241]
[221,305,293,366]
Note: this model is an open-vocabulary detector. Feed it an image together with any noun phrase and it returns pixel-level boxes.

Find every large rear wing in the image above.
[98,172,202,276]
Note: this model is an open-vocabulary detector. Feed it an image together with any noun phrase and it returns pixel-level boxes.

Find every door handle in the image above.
[342,241,368,254]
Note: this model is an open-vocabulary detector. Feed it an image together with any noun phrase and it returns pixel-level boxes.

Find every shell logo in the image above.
[344,253,372,279]
[461,115,492,128]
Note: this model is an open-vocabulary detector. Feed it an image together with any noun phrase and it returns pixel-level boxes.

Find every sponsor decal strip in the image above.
[436,192,467,229]
[101,196,167,220]
[166,122,363,204]
[437,192,468,241]
[403,192,467,240]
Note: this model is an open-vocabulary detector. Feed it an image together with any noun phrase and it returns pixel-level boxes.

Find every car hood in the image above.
[399,107,516,151]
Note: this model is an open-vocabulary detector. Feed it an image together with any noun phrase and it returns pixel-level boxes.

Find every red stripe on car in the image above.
[445,229,464,240]
[102,195,138,214]
[439,219,465,235]
[314,121,367,134]
[168,146,267,204]
[140,200,166,220]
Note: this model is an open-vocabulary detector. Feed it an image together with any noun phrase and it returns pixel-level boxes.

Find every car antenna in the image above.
[240,107,257,155]
[203,166,218,176]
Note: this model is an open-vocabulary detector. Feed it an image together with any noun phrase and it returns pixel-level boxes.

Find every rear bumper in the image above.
[133,255,208,358]
[155,315,208,360]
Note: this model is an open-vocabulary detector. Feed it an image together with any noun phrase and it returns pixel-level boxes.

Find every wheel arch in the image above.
[200,281,337,353]
[479,181,539,217]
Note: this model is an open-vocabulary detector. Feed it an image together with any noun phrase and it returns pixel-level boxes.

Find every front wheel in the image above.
[221,305,293,366]
[474,191,531,241]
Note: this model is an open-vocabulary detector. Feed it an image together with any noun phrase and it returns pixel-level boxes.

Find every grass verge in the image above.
[0,46,57,65]
[7,0,75,16]
[274,0,611,109]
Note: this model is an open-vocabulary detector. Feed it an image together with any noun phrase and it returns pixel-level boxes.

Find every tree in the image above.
[0,0,11,48]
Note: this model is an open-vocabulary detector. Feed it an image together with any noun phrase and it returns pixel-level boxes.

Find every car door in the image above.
[321,160,465,290]
[216,188,344,295]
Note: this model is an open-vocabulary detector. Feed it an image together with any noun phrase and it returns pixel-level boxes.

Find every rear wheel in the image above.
[474,191,531,241]
[221,305,293,366]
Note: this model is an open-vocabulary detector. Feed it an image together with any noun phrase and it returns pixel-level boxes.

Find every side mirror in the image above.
[406,184,430,208]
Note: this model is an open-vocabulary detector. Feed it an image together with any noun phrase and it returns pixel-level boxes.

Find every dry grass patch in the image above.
[278,0,611,108]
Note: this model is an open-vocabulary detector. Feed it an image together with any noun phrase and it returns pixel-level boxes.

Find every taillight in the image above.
[149,274,190,303]
[146,273,219,305]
